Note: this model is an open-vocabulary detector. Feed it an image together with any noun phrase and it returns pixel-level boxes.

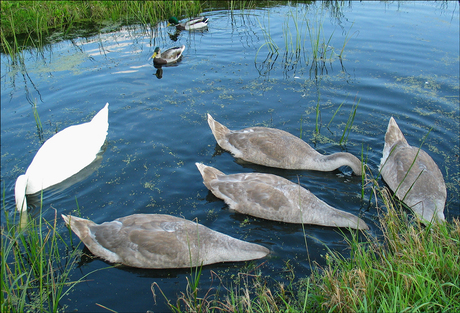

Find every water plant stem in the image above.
[339,94,360,145]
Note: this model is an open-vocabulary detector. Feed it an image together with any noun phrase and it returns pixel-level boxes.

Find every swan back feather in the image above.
[15,103,109,211]
[62,214,269,268]
[196,163,368,230]
[379,117,446,223]
[207,114,362,175]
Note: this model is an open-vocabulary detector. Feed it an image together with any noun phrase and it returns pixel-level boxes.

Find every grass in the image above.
[339,94,360,146]
[1,1,203,55]
[157,183,459,312]
[256,12,279,56]
[1,191,84,312]
[314,196,460,312]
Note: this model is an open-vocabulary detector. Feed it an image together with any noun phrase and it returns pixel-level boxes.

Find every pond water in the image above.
[1,1,459,312]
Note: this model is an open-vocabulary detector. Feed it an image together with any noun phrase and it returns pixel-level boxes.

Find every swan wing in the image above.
[208,172,296,221]
[66,214,268,268]
[381,145,446,222]
[227,127,317,168]
[24,103,108,194]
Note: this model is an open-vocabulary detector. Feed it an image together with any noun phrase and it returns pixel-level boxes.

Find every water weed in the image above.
[32,99,43,141]
[339,94,360,146]
[256,13,279,56]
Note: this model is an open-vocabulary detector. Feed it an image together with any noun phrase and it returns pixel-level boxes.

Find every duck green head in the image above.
[151,47,160,59]
[168,17,179,26]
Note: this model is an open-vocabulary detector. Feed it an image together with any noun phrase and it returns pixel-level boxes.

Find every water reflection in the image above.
[152,59,183,79]
[168,27,209,42]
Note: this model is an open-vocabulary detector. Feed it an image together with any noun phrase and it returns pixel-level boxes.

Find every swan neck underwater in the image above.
[317,153,363,175]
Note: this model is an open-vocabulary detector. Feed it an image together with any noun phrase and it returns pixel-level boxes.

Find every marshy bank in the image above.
[1,1,459,312]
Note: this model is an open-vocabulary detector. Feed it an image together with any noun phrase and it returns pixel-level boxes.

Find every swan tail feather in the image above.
[195,163,225,189]
[207,114,230,145]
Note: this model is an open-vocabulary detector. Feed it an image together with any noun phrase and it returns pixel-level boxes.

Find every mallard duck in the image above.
[207,114,363,175]
[15,103,109,212]
[379,117,446,224]
[168,16,209,30]
[62,214,269,269]
[151,45,185,65]
[196,163,369,230]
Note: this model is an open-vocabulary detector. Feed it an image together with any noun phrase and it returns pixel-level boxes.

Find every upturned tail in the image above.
[385,117,407,147]
[195,163,225,189]
[207,114,230,146]
[62,214,96,241]
[90,103,109,135]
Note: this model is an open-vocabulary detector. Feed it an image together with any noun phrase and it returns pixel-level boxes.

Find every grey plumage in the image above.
[379,117,446,224]
[196,163,368,230]
[207,114,362,175]
[62,214,269,269]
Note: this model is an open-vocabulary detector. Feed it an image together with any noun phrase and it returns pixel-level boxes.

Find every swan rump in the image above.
[379,117,446,224]
[206,114,362,175]
[15,103,109,211]
[196,163,369,230]
[62,214,269,269]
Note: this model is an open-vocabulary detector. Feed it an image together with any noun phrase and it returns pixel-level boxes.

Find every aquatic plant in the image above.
[255,13,279,56]
[1,191,83,312]
[32,99,43,141]
[339,95,360,146]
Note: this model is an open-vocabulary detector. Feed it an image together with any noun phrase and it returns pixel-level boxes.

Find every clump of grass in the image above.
[1,189,84,312]
[255,13,279,58]
[1,1,203,56]
[152,265,217,312]
[312,191,460,312]
[306,12,335,62]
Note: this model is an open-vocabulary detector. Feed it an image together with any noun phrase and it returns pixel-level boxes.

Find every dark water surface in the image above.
[1,1,459,312]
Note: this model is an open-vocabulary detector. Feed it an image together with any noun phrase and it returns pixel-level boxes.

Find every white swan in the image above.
[62,214,269,269]
[196,163,369,230]
[207,114,362,175]
[15,103,109,212]
[379,117,446,224]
